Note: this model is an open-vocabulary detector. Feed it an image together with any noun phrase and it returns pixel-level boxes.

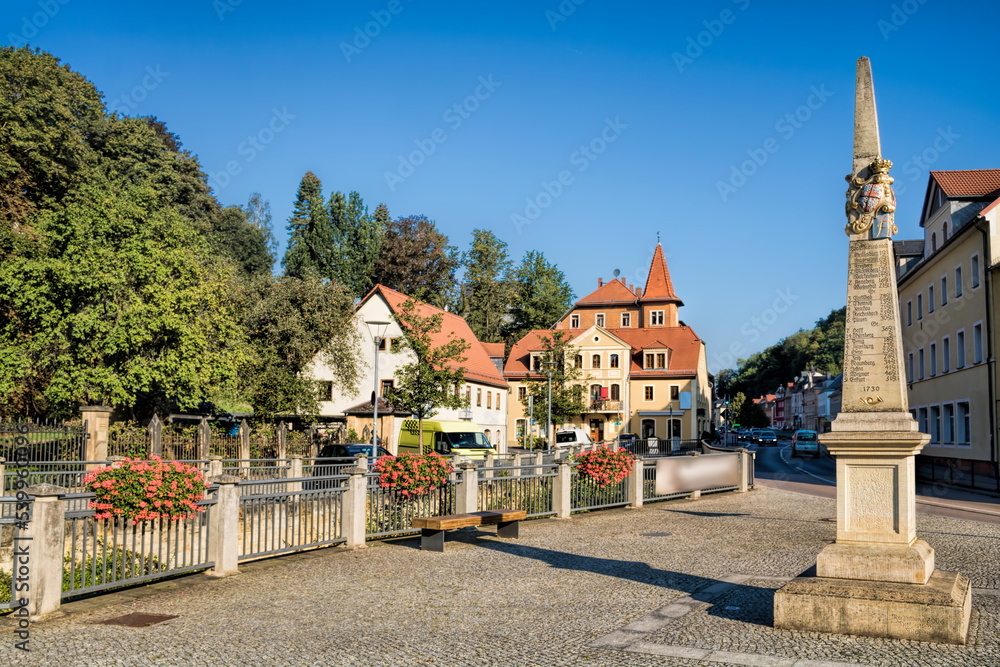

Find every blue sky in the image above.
[5,0,999,375]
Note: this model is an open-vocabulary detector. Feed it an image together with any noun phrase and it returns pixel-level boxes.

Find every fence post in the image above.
[341,467,368,548]
[737,448,752,493]
[483,453,494,479]
[17,484,68,618]
[79,406,113,470]
[0,458,5,494]
[198,417,211,460]
[148,414,163,458]
[239,419,251,461]
[308,424,319,459]
[207,475,240,577]
[456,462,479,514]
[287,456,304,493]
[513,453,523,477]
[552,456,572,519]
[686,450,702,499]
[208,456,223,480]
[277,422,288,460]
[627,457,644,509]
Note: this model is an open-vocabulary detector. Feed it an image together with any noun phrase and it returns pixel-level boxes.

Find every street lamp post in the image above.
[543,360,556,453]
[365,320,391,456]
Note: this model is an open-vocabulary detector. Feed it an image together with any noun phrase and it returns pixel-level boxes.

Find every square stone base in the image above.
[817,539,934,584]
[774,569,971,644]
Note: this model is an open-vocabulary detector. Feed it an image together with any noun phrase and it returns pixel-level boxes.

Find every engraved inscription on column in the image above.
[842,238,907,412]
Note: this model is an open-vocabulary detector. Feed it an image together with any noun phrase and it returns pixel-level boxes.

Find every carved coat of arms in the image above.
[845,158,898,238]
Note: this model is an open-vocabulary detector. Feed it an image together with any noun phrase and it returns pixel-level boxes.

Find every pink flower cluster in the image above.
[374,453,452,498]
[83,456,209,525]
[575,447,635,488]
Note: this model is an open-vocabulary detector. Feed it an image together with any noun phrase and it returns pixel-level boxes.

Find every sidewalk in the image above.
[3,485,998,666]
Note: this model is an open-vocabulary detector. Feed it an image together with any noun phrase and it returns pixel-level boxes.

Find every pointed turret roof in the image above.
[640,244,683,305]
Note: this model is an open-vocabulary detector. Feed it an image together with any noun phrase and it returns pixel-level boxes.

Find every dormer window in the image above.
[595,313,605,327]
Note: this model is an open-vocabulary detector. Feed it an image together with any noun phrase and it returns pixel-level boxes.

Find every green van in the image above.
[397,419,496,460]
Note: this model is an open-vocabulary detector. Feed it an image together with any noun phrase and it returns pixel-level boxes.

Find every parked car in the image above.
[791,430,820,457]
[554,428,594,448]
[756,430,778,446]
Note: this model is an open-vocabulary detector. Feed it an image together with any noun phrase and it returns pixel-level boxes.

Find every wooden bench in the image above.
[411,509,527,552]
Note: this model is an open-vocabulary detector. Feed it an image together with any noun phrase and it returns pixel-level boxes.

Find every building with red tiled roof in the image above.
[897,170,1000,492]
[310,285,509,453]
[505,243,711,449]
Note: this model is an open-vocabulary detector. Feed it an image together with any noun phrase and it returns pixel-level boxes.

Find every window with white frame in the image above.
[650,310,664,326]
[942,403,954,444]
[621,312,631,327]
[917,293,923,319]
[928,285,935,313]
[957,330,966,368]
[906,300,912,326]
[609,354,619,368]
[941,276,948,305]
[595,313,605,327]
[918,347,925,379]
[955,266,963,297]
[974,322,983,364]
[644,386,654,401]
[942,336,950,373]
[570,314,580,328]
[971,254,980,288]
[956,401,970,445]
[592,354,601,369]
[929,342,937,376]
[518,386,526,400]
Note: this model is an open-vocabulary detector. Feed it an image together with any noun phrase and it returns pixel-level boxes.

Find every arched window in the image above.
[641,419,656,439]
[610,354,619,368]
[590,384,602,401]
[575,354,583,369]
[610,384,620,401]
[942,221,949,241]
[931,232,937,252]
[484,429,492,443]
[592,354,601,368]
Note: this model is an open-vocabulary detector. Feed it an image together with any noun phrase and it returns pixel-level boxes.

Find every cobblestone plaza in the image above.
[3,486,998,666]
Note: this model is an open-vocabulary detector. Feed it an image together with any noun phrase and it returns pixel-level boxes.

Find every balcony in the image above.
[589,399,622,412]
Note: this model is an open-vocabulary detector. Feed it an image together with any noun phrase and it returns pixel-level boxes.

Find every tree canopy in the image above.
[461,229,513,344]
[372,214,459,308]
[504,250,575,345]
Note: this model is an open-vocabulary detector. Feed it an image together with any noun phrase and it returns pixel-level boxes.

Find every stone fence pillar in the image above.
[148,414,163,458]
[277,422,288,460]
[198,417,211,460]
[17,484,68,618]
[287,456,304,493]
[79,406,112,469]
[737,448,752,493]
[207,475,240,577]
[207,456,223,480]
[341,467,368,549]
[686,451,702,499]
[512,453,523,477]
[552,456,572,519]
[456,462,479,514]
[627,457,644,509]
[238,420,251,461]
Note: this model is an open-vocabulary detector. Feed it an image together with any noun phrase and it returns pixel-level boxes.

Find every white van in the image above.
[553,428,594,448]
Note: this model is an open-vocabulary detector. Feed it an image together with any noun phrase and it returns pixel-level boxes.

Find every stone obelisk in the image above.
[773,58,972,645]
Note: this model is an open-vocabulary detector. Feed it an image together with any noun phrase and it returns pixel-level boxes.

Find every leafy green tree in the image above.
[519,331,587,441]
[236,276,360,418]
[386,299,469,449]
[211,197,276,278]
[505,251,574,345]
[461,229,513,344]
[328,190,383,298]
[372,215,458,308]
[282,172,333,279]
[728,392,746,428]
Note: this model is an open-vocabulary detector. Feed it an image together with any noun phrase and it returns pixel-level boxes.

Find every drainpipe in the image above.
[975,216,998,491]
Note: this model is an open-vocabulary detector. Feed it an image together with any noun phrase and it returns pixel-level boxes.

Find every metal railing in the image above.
[641,461,694,503]
[477,465,556,517]
[0,420,88,462]
[0,496,22,610]
[2,462,107,493]
[237,479,346,561]
[366,476,456,538]
[61,490,216,599]
[570,467,630,511]
[222,459,289,481]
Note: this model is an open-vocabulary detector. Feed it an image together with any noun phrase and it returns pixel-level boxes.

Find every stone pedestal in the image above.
[775,569,972,645]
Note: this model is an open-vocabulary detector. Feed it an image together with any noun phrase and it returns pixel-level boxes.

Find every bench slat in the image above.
[412,509,527,531]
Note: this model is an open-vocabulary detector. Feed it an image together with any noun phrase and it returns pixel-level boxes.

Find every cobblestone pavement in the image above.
[2,486,998,666]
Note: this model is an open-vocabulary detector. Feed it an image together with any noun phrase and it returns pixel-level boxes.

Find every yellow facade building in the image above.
[504,244,711,449]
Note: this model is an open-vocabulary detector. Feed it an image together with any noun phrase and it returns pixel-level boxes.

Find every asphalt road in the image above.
[747,437,1000,525]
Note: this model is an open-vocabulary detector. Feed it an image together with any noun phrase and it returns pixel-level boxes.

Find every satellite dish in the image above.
[613,268,620,277]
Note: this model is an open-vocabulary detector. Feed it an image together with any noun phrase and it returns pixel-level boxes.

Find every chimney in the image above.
[597,278,603,288]
[635,287,643,298]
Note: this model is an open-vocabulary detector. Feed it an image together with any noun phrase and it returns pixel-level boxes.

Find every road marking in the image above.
[778,445,835,484]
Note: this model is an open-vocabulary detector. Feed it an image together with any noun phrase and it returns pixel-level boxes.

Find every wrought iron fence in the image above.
[61,490,216,599]
[1,462,108,494]
[0,496,23,610]
[237,480,346,561]
[221,459,289,481]
[0,420,88,462]
[477,466,555,517]
[366,476,456,538]
[570,467,629,511]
